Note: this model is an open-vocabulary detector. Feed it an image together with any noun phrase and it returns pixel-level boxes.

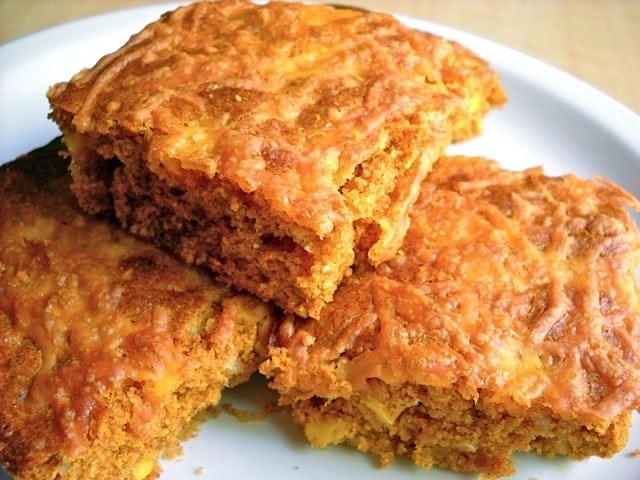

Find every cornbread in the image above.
[261,156,640,477]
[47,0,506,318]
[0,139,276,480]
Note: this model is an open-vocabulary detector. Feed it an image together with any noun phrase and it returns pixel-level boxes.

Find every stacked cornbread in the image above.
[1,1,638,479]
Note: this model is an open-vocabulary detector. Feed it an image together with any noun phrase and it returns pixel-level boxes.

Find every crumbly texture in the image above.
[47,0,506,318]
[261,156,640,477]
[0,139,277,480]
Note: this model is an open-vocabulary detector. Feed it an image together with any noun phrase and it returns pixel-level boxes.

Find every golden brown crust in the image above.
[47,0,453,236]
[0,139,277,480]
[47,0,505,318]
[262,156,640,476]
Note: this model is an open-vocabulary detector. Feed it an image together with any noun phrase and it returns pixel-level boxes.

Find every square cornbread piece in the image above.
[0,139,277,480]
[47,0,506,318]
[261,156,640,477]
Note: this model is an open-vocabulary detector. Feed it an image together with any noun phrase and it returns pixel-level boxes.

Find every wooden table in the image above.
[1,0,638,115]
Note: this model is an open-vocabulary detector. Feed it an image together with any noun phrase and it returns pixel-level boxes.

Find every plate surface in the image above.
[1,3,639,479]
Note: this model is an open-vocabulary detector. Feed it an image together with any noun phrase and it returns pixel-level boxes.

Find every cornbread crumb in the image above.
[221,403,271,423]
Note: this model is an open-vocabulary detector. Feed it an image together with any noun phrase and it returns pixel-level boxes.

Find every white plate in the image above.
[1,3,639,480]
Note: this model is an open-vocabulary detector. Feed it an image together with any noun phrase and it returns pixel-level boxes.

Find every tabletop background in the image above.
[0,0,638,115]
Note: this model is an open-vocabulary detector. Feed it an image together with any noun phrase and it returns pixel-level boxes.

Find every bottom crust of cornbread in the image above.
[265,314,635,477]
[261,156,640,477]
[0,139,276,480]
[282,383,631,477]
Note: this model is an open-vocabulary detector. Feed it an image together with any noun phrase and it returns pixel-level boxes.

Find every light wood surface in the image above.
[1,0,638,114]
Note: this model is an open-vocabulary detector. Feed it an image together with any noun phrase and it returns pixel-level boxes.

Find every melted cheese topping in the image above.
[47,0,504,239]
[304,419,350,448]
[270,156,640,426]
[2,210,208,424]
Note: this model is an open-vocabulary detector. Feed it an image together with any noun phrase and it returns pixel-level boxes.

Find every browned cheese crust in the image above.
[47,0,506,318]
[0,139,277,480]
[261,156,640,477]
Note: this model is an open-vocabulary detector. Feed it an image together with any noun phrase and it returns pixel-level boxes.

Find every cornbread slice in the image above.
[0,139,276,480]
[47,0,506,318]
[261,156,640,477]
